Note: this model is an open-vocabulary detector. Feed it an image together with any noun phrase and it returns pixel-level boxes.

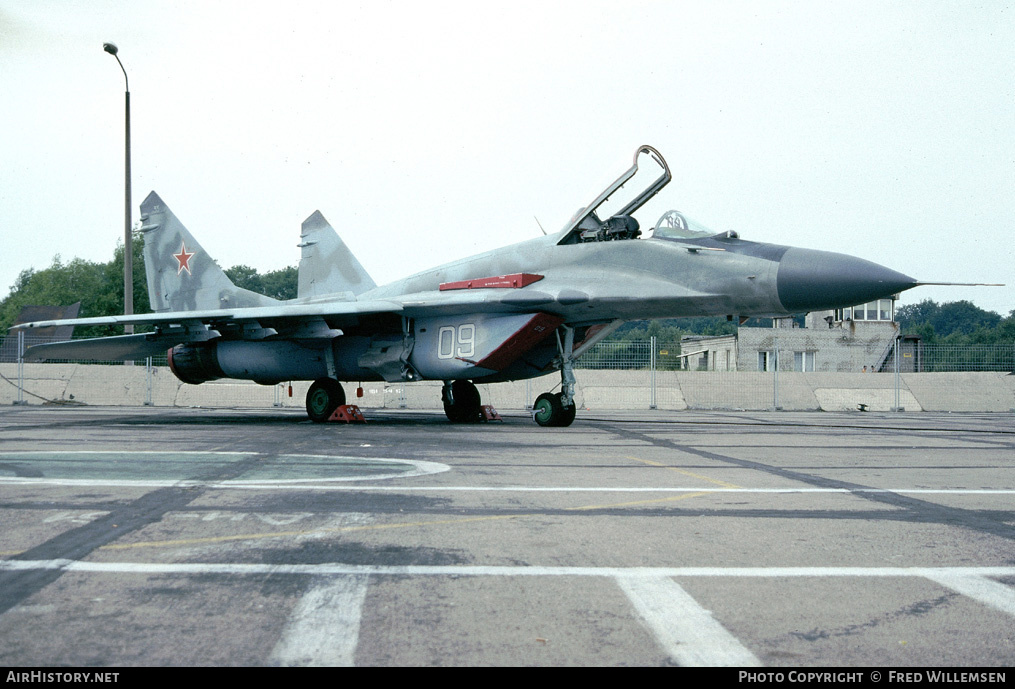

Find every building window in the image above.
[848,299,894,322]
[794,351,816,372]
[879,300,892,320]
[758,350,776,372]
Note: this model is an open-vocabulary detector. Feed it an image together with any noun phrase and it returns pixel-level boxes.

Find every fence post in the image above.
[649,336,657,409]
[525,379,531,409]
[772,341,781,410]
[14,331,27,405]
[891,337,904,412]
[145,356,153,406]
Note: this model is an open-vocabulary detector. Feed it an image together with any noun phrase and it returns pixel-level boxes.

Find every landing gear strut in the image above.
[306,378,346,423]
[533,325,578,427]
[442,380,482,423]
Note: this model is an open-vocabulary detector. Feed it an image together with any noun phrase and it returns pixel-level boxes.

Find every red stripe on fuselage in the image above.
[439,273,544,291]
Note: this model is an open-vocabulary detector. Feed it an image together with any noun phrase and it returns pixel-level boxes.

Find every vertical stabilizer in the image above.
[140,192,278,312]
[298,211,377,300]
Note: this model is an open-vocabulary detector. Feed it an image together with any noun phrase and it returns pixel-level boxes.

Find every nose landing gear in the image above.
[532,325,578,427]
[533,392,577,427]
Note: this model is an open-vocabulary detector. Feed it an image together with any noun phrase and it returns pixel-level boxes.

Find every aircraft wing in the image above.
[15,269,721,363]
[19,331,213,361]
[14,287,596,362]
[13,299,405,331]
[14,299,405,362]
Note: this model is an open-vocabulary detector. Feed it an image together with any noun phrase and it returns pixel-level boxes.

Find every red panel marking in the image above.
[439,273,544,291]
[476,312,564,371]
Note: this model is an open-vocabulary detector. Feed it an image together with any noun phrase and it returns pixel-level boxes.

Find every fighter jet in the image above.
[15,145,923,426]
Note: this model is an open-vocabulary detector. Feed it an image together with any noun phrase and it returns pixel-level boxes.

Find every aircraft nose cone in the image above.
[777,248,917,312]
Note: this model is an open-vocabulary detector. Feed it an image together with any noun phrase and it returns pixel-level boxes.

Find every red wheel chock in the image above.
[328,404,367,423]
[480,405,502,422]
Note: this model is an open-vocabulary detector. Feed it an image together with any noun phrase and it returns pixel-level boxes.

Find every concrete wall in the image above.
[3,364,1013,413]
[737,322,900,372]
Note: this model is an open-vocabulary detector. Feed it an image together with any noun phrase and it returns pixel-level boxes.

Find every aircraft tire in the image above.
[443,380,482,423]
[556,394,577,427]
[307,378,346,423]
[534,392,576,427]
[533,392,562,427]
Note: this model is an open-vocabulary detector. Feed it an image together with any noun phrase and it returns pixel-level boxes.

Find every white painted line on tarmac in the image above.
[3,560,1015,581]
[0,451,450,485]
[616,575,761,667]
[0,478,1011,495]
[222,487,1013,494]
[919,572,1015,617]
[269,575,369,667]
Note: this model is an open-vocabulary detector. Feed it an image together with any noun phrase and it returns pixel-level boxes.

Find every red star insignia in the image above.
[173,241,196,275]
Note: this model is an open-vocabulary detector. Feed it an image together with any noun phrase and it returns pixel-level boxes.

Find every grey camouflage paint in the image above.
[17,147,918,391]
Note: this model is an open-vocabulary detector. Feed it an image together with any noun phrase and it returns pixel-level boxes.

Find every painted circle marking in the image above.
[0,451,450,487]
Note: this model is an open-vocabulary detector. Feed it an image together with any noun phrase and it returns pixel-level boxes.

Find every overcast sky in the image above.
[1,1,1012,317]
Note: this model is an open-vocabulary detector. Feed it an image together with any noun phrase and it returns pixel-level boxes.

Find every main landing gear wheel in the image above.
[533,392,577,427]
[306,378,346,423]
[442,380,482,423]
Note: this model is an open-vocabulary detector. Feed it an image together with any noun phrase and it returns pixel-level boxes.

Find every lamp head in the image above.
[103,43,119,56]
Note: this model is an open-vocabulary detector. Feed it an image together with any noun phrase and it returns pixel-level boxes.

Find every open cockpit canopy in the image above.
[557,145,671,245]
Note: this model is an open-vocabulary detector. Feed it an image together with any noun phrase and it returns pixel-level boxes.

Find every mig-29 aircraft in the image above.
[16,146,925,426]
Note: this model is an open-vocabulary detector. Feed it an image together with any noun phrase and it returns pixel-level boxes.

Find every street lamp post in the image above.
[103,42,133,336]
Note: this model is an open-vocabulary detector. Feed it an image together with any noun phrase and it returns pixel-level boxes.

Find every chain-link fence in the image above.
[2,333,1013,412]
[910,344,1015,372]
[571,337,1014,412]
[577,339,1015,373]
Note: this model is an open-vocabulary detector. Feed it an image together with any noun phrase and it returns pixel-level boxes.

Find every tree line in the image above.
[895,300,1014,345]
[0,236,297,337]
